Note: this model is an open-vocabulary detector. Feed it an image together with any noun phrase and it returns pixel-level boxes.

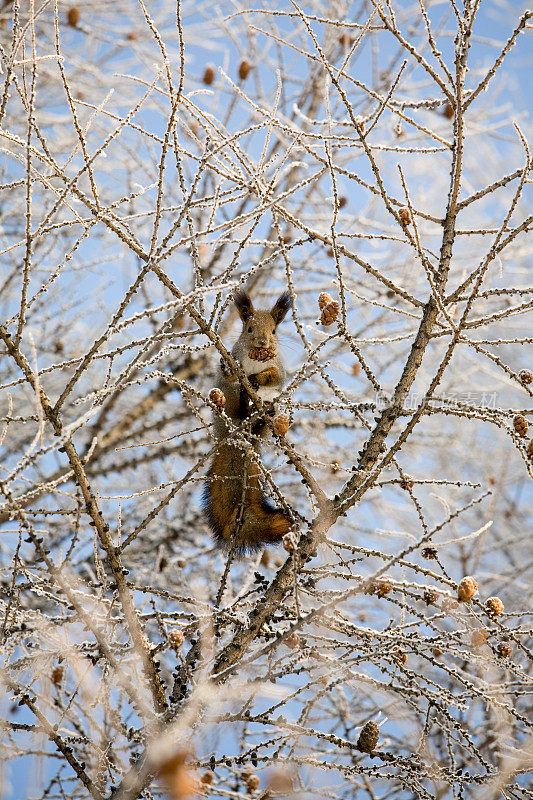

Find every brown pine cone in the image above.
[168,629,184,649]
[398,207,411,225]
[457,576,478,602]
[273,413,289,436]
[248,346,275,362]
[421,547,438,560]
[366,577,392,597]
[375,578,393,598]
[209,388,226,411]
[424,589,439,606]
[266,769,293,794]
[51,665,64,685]
[318,291,333,309]
[245,774,259,792]
[238,60,251,80]
[157,750,198,798]
[442,101,454,119]
[486,597,504,616]
[513,414,528,437]
[283,531,298,553]
[392,646,407,665]
[497,641,512,658]
[321,301,339,325]
[527,440,533,462]
[357,720,379,753]
[339,33,355,47]
[519,369,533,385]
[67,6,80,26]
[203,64,215,85]
[285,631,300,649]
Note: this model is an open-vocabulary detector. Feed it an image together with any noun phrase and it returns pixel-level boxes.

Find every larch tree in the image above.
[0,1,532,799]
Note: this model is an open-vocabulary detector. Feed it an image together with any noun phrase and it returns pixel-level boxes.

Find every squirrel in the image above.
[203,289,292,552]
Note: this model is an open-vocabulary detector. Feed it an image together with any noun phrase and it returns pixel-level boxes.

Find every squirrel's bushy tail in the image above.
[203,442,291,551]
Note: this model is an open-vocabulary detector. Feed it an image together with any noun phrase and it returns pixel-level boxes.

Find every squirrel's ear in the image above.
[271,290,291,326]
[234,290,254,322]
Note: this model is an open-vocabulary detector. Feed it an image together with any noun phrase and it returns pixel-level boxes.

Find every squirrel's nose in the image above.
[258,335,268,347]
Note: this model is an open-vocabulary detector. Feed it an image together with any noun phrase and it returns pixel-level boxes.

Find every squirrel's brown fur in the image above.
[203,290,292,551]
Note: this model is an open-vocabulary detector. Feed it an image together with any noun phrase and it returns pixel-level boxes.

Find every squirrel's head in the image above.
[234,290,291,352]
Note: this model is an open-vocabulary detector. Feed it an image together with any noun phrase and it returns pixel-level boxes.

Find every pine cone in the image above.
[424,589,439,606]
[421,547,438,560]
[158,750,198,799]
[357,720,379,753]
[442,101,454,119]
[248,346,275,362]
[321,301,339,326]
[398,207,411,225]
[519,369,532,385]
[273,413,289,436]
[486,597,504,616]
[285,631,300,649]
[51,665,64,685]
[528,440,533,462]
[238,60,251,80]
[318,292,333,309]
[339,33,355,47]
[366,577,392,597]
[283,531,298,553]
[513,414,528,437]
[375,579,393,598]
[67,6,80,26]
[497,641,512,658]
[209,388,226,411]
[245,773,259,792]
[203,64,215,85]
[392,646,407,665]
[457,576,478,602]
[168,629,184,649]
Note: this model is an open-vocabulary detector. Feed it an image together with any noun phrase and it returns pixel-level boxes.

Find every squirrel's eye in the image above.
[248,325,253,333]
